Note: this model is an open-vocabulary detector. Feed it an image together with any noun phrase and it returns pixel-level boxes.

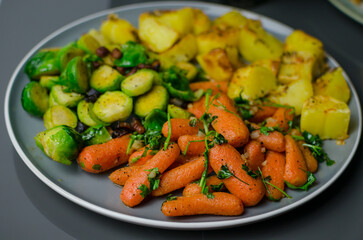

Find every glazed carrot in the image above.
[190,81,228,95]
[77,134,131,173]
[162,119,199,142]
[187,97,205,119]
[161,192,244,216]
[152,156,207,196]
[178,135,205,156]
[183,175,225,197]
[251,130,285,152]
[284,135,308,187]
[109,165,143,186]
[266,108,294,132]
[243,140,265,171]
[250,105,278,123]
[120,143,180,207]
[167,155,199,170]
[209,94,249,148]
[297,141,318,173]
[128,145,155,166]
[209,144,265,206]
[261,151,286,200]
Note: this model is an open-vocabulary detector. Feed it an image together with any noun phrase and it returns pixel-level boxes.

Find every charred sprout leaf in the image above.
[210,182,224,191]
[302,131,335,166]
[114,41,148,68]
[285,171,316,191]
[81,124,111,146]
[242,164,258,179]
[217,164,249,185]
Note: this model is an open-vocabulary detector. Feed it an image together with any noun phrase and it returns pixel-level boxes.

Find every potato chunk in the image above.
[160,34,197,63]
[156,8,194,36]
[269,77,313,115]
[213,11,248,29]
[138,13,179,53]
[196,27,239,54]
[238,20,283,62]
[227,65,277,100]
[192,9,211,35]
[252,59,280,76]
[197,48,234,82]
[100,14,137,45]
[300,96,350,140]
[313,67,350,103]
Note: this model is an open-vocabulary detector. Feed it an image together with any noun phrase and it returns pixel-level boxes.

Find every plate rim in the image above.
[4,1,362,230]
[329,0,363,25]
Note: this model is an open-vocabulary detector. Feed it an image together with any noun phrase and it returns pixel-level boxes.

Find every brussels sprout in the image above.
[77,100,106,127]
[77,34,101,54]
[39,75,59,89]
[81,125,112,146]
[144,109,167,131]
[90,65,123,93]
[25,50,60,79]
[35,125,82,165]
[50,85,84,108]
[134,85,169,117]
[167,104,191,119]
[93,91,133,123]
[60,56,89,93]
[21,81,49,117]
[114,41,148,68]
[43,105,78,129]
[121,69,154,97]
[56,42,85,71]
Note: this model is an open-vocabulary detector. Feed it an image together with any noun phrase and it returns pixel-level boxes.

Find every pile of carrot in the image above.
[77,86,319,217]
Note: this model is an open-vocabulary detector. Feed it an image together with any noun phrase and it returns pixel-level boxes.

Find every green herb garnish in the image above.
[285,171,316,191]
[210,182,224,191]
[92,164,101,170]
[217,164,249,185]
[302,131,335,166]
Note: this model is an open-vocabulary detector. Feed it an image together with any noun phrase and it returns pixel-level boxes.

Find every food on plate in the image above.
[21,7,351,217]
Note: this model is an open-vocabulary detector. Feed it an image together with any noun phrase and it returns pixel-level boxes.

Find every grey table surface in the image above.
[1,0,362,239]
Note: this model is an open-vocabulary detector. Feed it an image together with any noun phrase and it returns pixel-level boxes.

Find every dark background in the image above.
[1,0,362,239]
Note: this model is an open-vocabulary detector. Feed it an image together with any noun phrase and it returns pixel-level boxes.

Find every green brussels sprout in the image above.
[56,42,85,71]
[134,85,169,117]
[90,65,123,93]
[81,125,112,146]
[121,69,154,97]
[144,109,167,131]
[77,100,106,127]
[35,125,82,165]
[43,105,78,129]
[21,81,49,117]
[39,75,59,89]
[167,104,191,119]
[59,56,89,93]
[25,50,60,79]
[114,41,148,68]
[50,85,84,108]
[77,34,101,54]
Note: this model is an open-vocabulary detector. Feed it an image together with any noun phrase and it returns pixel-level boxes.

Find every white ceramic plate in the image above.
[4,1,362,230]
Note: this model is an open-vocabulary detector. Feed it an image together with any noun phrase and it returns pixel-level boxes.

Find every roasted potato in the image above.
[192,8,211,35]
[313,67,350,103]
[238,19,283,62]
[160,34,198,63]
[252,59,280,76]
[156,7,194,36]
[213,11,248,30]
[277,59,314,84]
[196,27,239,54]
[197,48,234,82]
[300,95,350,140]
[100,14,137,45]
[227,65,277,100]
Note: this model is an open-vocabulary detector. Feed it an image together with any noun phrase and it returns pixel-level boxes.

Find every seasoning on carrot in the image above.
[178,135,205,156]
[128,145,155,166]
[250,105,278,123]
[250,130,285,152]
[265,107,294,132]
[183,175,225,197]
[109,165,143,186]
[161,192,244,216]
[77,134,131,173]
[243,140,265,171]
[161,118,199,142]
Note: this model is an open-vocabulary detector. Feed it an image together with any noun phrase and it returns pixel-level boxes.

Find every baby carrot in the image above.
[209,94,250,148]
[261,151,286,200]
[209,144,265,206]
[266,107,294,132]
[183,175,225,197]
[297,141,318,173]
[161,192,244,216]
[178,135,205,156]
[162,119,199,142]
[187,97,205,119]
[152,156,206,196]
[250,105,278,123]
[167,155,200,170]
[128,145,155,166]
[77,134,131,173]
[120,143,180,207]
[243,140,265,171]
[251,130,285,152]
[109,165,143,186]
[284,135,308,187]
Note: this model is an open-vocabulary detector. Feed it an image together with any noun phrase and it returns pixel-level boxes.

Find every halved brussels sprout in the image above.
[60,56,89,93]
[81,125,112,146]
[167,104,191,119]
[93,91,133,123]
[50,85,84,108]
[77,34,101,54]
[35,125,82,165]
[43,105,78,129]
[134,85,169,117]
[39,75,59,89]
[21,81,49,117]
[144,109,167,131]
[121,69,154,96]
[56,42,85,71]
[25,50,60,79]
[77,100,106,127]
[90,65,123,93]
